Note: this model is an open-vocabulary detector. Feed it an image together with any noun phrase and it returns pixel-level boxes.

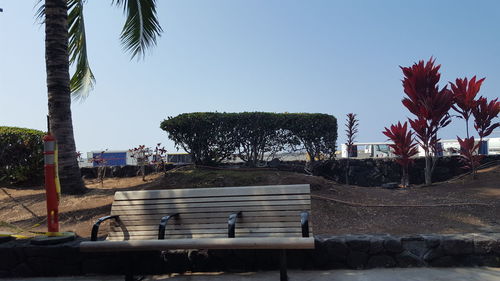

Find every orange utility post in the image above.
[43,133,59,234]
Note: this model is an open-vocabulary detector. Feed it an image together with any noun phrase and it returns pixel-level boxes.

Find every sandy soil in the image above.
[0,165,499,238]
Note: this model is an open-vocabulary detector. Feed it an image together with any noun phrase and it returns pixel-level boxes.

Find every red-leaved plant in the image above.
[473,97,500,141]
[344,113,359,185]
[401,57,453,185]
[383,122,419,187]
[152,143,167,173]
[450,76,485,138]
[456,136,482,178]
[457,96,500,178]
[450,76,494,178]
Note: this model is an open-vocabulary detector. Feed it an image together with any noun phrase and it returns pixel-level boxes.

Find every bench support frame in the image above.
[280,249,287,281]
[158,213,180,239]
[91,215,119,241]
[228,211,242,238]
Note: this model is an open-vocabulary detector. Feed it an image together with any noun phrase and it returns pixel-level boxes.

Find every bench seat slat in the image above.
[106,233,312,240]
[81,237,315,251]
[110,204,310,216]
[110,222,310,230]
[109,228,306,236]
[112,194,310,206]
[111,199,310,210]
[114,184,310,200]
[114,213,308,223]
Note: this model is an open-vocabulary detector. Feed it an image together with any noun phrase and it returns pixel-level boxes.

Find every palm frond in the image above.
[34,0,45,24]
[68,0,95,101]
[112,0,163,59]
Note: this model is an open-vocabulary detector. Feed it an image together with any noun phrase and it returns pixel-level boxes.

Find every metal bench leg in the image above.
[280,249,288,281]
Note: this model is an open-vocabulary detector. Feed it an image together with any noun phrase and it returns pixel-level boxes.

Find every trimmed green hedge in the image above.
[160,112,337,165]
[0,126,45,185]
[284,113,338,162]
[160,113,237,165]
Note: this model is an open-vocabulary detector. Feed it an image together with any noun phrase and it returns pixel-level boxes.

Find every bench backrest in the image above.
[107,184,312,241]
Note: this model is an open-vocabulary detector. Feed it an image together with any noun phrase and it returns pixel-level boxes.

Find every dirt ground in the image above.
[1,165,499,238]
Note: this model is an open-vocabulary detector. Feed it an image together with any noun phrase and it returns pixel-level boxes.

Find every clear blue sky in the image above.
[1,0,499,155]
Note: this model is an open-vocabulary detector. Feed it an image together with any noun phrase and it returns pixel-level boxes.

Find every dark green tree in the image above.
[160,113,236,165]
[284,113,338,165]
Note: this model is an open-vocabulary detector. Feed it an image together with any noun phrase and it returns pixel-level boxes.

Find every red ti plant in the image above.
[400,57,453,185]
[344,113,359,185]
[456,97,498,178]
[450,76,485,138]
[383,122,419,187]
[456,136,482,178]
[152,143,167,173]
[473,97,500,142]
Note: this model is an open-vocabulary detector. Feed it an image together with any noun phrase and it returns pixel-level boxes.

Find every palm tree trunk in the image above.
[45,0,86,194]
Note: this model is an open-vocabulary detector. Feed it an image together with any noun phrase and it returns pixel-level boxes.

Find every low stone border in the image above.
[313,233,500,269]
[0,233,499,278]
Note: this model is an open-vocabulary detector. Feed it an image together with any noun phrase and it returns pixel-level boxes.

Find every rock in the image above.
[461,255,500,267]
[326,239,350,261]
[346,236,371,252]
[421,235,441,248]
[402,240,427,258]
[347,251,368,269]
[0,248,20,270]
[11,263,34,277]
[474,238,497,254]
[441,238,474,255]
[429,256,456,267]
[367,255,396,268]
[396,251,426,267]
[423,248,445,262]
[0,270,10,278]
[369,238,385,254]
[384,237,403,253]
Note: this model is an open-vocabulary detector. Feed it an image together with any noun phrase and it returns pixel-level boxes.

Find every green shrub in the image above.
[284,113,338,162]
[233,112,292,166]
[161,112,338,165]
[160,113,237,165]
[0,126,45,185]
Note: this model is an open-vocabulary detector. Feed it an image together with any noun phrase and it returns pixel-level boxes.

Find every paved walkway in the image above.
[8,267,500,281]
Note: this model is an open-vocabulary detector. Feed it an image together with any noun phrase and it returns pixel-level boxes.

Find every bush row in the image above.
[160,112,337,166]
[0,126,45,185]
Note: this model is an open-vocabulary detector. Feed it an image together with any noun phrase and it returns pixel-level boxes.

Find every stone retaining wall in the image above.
[1,233,499,278]
[312,155,500,186]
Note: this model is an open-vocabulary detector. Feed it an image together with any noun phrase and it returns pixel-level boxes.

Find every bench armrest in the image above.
[300,211,309,237]
[228,211,242,238]
[91,215,119,241]
[158,213,180,239]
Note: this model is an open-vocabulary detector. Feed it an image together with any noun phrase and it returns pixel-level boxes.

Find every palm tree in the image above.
[41,0,162,194]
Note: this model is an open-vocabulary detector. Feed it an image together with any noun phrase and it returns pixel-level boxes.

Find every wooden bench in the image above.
[80,184,314,281]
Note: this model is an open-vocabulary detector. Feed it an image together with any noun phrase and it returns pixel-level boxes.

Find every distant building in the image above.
[341,142,394,158]
[86,150,138,167]
[340,137,500,159]
[166,153,192,165]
